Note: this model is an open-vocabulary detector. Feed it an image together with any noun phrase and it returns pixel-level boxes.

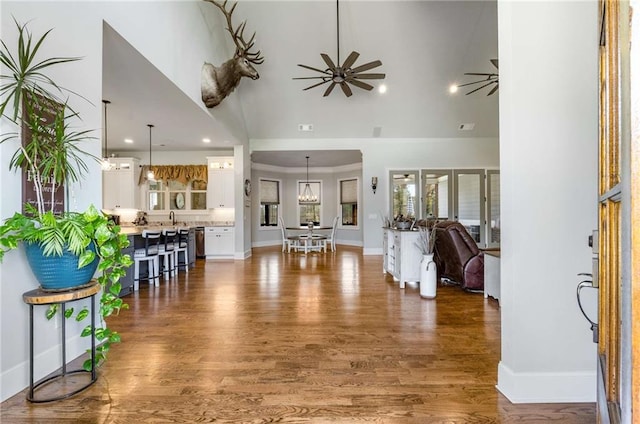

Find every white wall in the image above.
[0,1,241,401]
[250,137,499,254]
[497,0,598,402]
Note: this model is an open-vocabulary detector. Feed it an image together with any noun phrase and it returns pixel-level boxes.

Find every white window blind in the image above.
[340,179,358,203]
[260,180,279,204]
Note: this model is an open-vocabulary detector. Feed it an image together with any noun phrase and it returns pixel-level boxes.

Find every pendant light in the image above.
[147,124,155,180]
[298,155,317,203]
[101,100,113,170]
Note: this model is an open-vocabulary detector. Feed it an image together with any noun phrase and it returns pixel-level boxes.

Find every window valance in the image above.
[138,165,208,185]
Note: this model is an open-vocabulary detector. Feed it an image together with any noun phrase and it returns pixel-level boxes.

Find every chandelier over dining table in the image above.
[299,155,317,203]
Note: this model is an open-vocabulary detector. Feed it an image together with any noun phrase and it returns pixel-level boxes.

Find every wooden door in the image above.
[597,1,640,422]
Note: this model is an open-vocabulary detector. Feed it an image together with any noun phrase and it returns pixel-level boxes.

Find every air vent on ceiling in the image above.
[459,123,475,131]
[298,124,314,132]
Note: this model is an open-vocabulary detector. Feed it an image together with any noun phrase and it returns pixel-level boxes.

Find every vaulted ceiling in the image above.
[103,0,498,165]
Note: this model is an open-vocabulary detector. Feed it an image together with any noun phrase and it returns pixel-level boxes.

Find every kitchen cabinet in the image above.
[206,156,234,209]
[204,226,234,259]
[383,228,421,289]
[103,157,140,209]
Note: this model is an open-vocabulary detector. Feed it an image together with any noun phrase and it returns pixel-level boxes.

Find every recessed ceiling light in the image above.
[202,138,211,143]
[378,84,387,94]
[449,84,459,94]
[124,138,133,144]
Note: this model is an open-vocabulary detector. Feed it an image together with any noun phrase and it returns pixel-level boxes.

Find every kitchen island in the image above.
[117,225,195,296]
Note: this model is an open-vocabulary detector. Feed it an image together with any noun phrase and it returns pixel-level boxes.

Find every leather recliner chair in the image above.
[433,221,484,291]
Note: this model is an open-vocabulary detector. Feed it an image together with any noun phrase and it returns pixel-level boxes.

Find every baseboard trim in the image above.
[234,249,252,260]
[1,334,87,402]
[363,248,383,256]
[497,361,596,403]
[252,240,280,248]
[336,239,363,247]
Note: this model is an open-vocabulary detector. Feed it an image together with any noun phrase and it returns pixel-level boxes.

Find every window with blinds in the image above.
[259,179,280,226]
[340,178,358,226]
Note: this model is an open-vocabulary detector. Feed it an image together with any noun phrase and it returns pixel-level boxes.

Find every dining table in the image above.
[285,226,332,231]
[285,226,332,254]
[287,234,327,254]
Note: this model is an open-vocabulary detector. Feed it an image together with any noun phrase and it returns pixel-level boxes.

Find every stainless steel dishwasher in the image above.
[195,227,205,258]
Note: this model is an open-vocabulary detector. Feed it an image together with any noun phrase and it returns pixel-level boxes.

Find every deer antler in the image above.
[204,0,264,65]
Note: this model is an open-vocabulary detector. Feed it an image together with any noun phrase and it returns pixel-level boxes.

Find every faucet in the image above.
[169,211,176,226]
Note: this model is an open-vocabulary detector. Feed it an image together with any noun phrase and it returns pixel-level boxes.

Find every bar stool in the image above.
[159,229,177,280]
[134,230,161,290]
[174,229,189,273]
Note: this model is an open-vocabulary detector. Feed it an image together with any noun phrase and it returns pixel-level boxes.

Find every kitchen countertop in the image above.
[119,222,234,236]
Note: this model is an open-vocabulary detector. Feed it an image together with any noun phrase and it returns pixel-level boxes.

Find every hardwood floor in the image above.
[1,246,595,423]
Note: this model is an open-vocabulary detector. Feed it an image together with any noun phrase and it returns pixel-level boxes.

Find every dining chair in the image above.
[278,217,298,252]
[325,216,339,251]
[133,230,161,290]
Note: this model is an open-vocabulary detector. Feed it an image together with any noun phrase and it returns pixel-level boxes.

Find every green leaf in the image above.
[109,332,121,344]
[64,308,74,319]
[75,308,89,322]
[45,305,58,320]
[82,358,95,372]
[80,325,93,337]
[78,249,96,268]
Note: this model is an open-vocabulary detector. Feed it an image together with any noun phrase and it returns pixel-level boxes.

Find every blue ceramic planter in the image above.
[24,242,99,291]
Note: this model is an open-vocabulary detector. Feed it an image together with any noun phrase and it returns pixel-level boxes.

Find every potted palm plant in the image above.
[0,20,132,370]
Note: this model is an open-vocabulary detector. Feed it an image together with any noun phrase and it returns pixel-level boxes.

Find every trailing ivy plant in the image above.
[0,20,132,370]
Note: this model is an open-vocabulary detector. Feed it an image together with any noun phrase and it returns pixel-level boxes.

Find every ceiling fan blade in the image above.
[293,76,329,80]
[304,80,330,91]
[465,81,496,95]
[350,60,382,74]
[490,58,499,69]
[346,78,374,91]
[352,73,386,80]
[323,82,337,97]
[487,84,499,96]
[340,82,353,97]
[464,72,498,76]
[458,79,497,88]
[297,64,331,75]
[320,53,336,70]
[342,51,360,70]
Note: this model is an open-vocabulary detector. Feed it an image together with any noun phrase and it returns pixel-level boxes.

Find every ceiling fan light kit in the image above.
[294,0,385,97]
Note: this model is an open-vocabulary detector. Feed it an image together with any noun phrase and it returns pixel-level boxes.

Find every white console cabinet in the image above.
[383,228,422,289]
[484,250,501,303]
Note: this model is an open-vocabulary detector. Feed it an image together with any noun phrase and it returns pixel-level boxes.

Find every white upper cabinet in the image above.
[206,156,235,209]
[103,157,140,209]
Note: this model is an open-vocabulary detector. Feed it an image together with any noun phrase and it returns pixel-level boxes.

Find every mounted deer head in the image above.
[201,0,264,108]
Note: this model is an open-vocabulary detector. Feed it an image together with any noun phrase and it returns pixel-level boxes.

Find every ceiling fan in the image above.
[458,59,499,96]
[293,0,385,97]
